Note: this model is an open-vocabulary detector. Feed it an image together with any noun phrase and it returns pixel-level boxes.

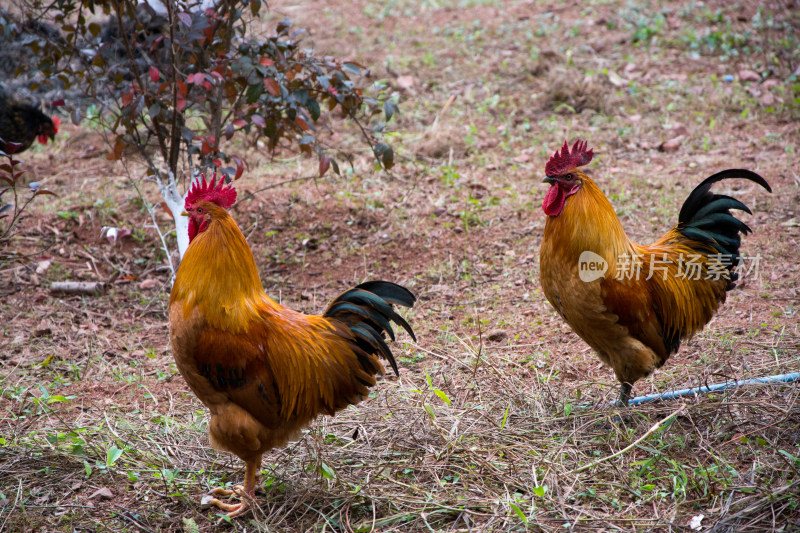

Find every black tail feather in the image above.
[324,281,416,376]
[677,169,770,280]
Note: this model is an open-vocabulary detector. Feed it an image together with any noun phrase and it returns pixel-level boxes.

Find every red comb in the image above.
[545,139,593,176]
[37,116,60,145]
[185,173,237,210]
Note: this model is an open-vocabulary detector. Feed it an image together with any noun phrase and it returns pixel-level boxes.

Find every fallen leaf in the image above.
[738,69,760,82]
[396,75,415,90]
[670,124,689,137]
[101,226,133,244]
[88,487,113,500]
[138,278,159,290]
[487,330,507,342]
[689,514,704,530]
[606,71,626,87]
[761,92,775,106]
[35,260,52,275]
[658,136,684,152]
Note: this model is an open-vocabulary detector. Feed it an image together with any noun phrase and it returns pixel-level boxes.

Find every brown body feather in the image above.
[169,201,414,513]
[540,169,766,404]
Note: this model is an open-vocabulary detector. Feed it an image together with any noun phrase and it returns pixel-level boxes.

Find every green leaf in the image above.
[373,142,394,169]
[532,485,546,497]
[308,99,320,121]
[342,62,364,76]
[500,403,510,429]
[423,403,435,420]
[319,462,335,479]
[83,460,92,478]
[433,389,451,406]
[246,83,263,104]
[383,100,397,122]
[46,395,72,404]
[106,445,123,467]
[509,502,527,524]
[563,403,573,416]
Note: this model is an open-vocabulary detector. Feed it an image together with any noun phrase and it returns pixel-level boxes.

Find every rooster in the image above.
[539,140,770,406]
[0,88,59,154]
[169,175,416,517]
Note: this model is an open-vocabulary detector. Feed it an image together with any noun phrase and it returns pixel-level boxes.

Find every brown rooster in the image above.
[539,140,770,406]
[0,88,59,154]
[169,175,416,517]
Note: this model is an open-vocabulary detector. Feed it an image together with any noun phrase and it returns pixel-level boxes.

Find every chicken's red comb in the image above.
[185,173,237,209]
[545,139,593,176]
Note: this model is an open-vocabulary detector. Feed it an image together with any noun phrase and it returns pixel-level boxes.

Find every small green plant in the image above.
[0,149,57,254]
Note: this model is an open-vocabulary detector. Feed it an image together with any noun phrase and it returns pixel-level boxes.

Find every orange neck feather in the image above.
[543,173,633,266]
[170,206,279,331]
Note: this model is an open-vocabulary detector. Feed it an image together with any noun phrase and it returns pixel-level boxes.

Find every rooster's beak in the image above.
[181,211,189,217]
[543,176,556,184]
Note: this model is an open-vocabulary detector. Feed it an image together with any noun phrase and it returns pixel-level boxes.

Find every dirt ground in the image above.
[1,0,799,532]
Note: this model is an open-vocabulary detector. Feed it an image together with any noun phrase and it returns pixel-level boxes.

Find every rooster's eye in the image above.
[197,207,203,214]
[565,173,574,181]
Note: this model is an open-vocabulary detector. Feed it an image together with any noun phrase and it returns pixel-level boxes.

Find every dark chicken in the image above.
[0,88,59,154]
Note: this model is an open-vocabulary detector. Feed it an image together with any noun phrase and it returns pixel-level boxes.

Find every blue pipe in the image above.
[627,372,800,406]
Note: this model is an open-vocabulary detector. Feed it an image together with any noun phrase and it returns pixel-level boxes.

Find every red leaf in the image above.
[121,90,133,107]
[212,158,222,167]
[107,136,125,161]
[251,114,266,128]
[51,98,65,107]
[150,35,164,53]
[149,66,159,83]
[177,80,188,97]
[263,78,280,96]
[318,155,330,177]
[232,155,244,180]
[295,116,310,131]
[259,57,274,67]
[233,118,248,128]
[177,96,186,111]
[201,141,212,156]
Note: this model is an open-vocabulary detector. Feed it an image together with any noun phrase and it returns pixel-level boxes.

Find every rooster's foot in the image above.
[202,492,251,519]
[211,485,245,498]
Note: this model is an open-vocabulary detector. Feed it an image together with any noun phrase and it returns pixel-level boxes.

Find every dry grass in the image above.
[1,338,798,531]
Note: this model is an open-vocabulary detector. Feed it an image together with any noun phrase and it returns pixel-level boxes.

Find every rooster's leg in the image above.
[205,456,262,518]
[617,382,632,407]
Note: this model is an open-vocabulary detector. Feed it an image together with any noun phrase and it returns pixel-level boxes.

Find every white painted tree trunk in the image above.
[158,172,192,261]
